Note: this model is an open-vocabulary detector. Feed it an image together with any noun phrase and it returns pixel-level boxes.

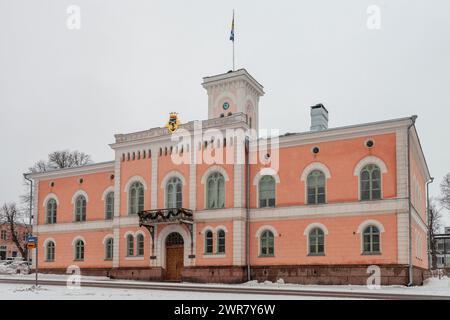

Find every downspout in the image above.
[407,115,417,286]
[426,177,434,271]
[245,137,251,281]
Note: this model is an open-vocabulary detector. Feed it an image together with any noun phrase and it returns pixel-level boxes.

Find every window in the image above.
[360,164,381,200]
[308,228,325,255]
[259,175,275,208]
[206,172,225,209]
[129,182,144,214]
[46,199,57,224]
[74,195,87,222]
[260,230,274,257]
[0,230,7,240]
[74,239,85,260]
[363,225,380,254]
[46,241,55,261]
[137,234,144,256]
[217,229,226,254]
[127,234,134,256]
[105,192,114,220]
[105,238,113,260]
[307,170,326,204]
[205,230,213,254]
[166,177,182,208]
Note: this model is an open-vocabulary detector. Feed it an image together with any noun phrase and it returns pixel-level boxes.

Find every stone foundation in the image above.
[36,264,429,286]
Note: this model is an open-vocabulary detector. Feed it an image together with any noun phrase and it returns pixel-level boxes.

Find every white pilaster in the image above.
[397,211,410,264]
[151,149,158,209]
[232,219,246,266]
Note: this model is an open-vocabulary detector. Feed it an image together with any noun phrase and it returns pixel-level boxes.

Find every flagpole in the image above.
[233,10,235,71]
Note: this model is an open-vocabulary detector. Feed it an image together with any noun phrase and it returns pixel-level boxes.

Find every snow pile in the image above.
[0,265,15,274]
[423,276,450,288]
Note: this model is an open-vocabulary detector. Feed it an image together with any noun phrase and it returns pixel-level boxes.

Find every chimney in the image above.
[310,103,329,131]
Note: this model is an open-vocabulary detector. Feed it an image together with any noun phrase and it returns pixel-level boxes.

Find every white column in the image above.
[151,148,158,209]
[112,152,121,268]
[232,219,246,266]
[189,143,197,210]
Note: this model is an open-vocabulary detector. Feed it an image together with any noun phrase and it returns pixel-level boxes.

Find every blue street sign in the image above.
[26,235,37,243]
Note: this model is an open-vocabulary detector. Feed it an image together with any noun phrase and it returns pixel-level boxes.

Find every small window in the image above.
[129,182,144,214]
[260,230,274,257]
[105,238,113,260]
[105,192,114,220]
[206,172,225,209]
[137,234,144,256]
[74,195,87,222]
[308,228,325,255]
[127,234,134,256]
[46,241,55,261]
[205,230,213,254]
[259,175,276,208]
[217,229,226,254]
[74,239,84,261]
[46,199,57,224]
[360,164,381,200]
[363,225,380,254]
[307,170,326,204]
[166,177,182,209]
[0,230,6,240]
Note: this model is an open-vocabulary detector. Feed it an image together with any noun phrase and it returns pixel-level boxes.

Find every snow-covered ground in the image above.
[0,273,449,299]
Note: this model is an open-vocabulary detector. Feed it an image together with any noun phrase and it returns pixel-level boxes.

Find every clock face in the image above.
[222,102,230,110]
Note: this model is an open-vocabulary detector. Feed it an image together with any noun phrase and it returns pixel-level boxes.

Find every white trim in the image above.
[160,170,187,188]
[71,236,86,246]
[123,175,148,192]
[71,190,89,204]
[356,219,385,234]
[252,168,280,186]
[200,226,214,235]
[300,162,331,181]
[255,225,279,238]
[200,165,230,184]
[102,234,114,245]
[42,193,59,207]
[101,186,115,201]
[215,225,229,233]
[42,237,56,249]
[125,256,144,261]
[26,161,114,180]
[135,230,146,238]
[123,231,135,239]
[303,223,329,236]
[353,156,388,176]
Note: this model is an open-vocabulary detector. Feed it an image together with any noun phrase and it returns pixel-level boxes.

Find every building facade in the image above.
[435,227,450,268]
[0,224,30,260]
[27,69,431,285]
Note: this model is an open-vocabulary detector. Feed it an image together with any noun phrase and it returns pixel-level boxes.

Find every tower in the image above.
[202,69,264,132]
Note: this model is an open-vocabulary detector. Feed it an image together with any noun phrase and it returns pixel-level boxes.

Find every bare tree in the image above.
[440,172,450,211]
[429,198,443,269]
[0,203,31,260]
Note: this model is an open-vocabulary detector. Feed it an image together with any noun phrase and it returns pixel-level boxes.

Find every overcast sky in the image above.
[1,0,449,225]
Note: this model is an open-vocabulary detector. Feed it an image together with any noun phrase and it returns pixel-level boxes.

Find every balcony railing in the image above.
[138,208,193,226]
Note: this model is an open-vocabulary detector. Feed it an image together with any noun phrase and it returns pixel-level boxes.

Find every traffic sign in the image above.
[27,243,36,249]
[26,235,37,243]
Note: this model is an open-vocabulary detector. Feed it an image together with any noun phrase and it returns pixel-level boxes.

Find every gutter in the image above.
[426,177,434,270]
[407,115,417,286]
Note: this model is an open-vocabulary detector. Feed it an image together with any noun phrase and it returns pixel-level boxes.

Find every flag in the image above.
[229,11,235,42]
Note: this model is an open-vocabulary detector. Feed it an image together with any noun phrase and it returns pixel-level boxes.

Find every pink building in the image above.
[0,224,30,260]
[26,69,431,285]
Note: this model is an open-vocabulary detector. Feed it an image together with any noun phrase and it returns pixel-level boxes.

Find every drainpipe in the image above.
[407,115,417,286]
[245,137,251,281]
[426,177,434,271]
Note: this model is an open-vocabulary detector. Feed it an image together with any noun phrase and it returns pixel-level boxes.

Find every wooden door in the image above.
[166,245,184,281]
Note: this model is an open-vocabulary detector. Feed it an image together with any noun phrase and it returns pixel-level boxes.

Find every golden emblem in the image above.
[165,112,180,133]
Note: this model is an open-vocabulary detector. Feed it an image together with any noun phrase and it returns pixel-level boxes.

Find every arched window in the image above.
[46,199,57,224]
[126,234,134,256]
[308,228,325,255]
[105,238,113,260]
[260,230,274,257]
[105,192,114,220]
[217,229,226,254]
[46,241,55,261]
[307,170,326,204]
[137,234,144,256]
[259,175,276,208]
[363,225,380,253]
[205,230,213,254]
[166,177,182,208]
[74,239,84,261]
[360,164,381,200]
[74,195,87,222]
[206,172,225,209]
[129,182,144,214]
